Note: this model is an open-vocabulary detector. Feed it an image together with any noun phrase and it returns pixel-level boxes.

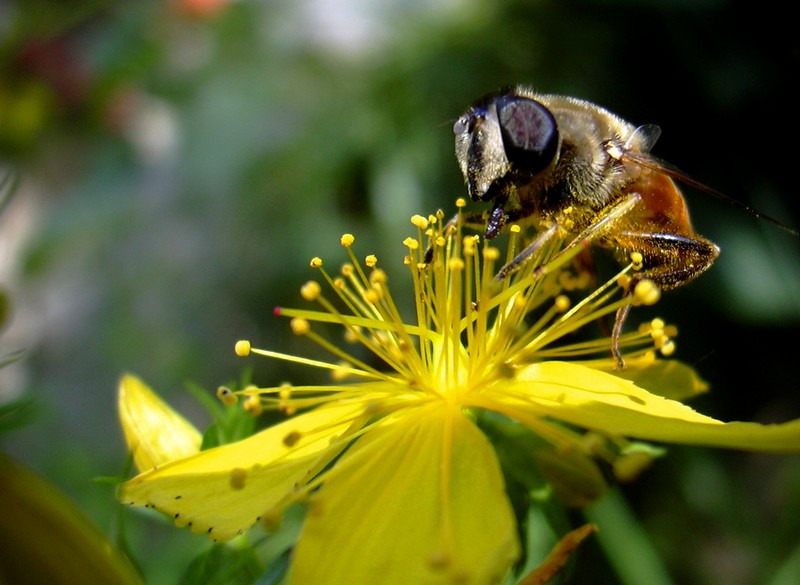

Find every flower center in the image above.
[231,201,676,424]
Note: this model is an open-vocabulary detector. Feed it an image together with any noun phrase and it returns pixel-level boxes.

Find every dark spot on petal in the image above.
[175,495,182,500]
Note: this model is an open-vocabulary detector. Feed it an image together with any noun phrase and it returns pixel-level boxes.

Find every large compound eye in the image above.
[495,96,558,175]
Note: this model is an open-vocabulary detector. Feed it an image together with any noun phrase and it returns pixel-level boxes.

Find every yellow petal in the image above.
[583,354,709,402]
[118,401,365,541]
[485,362,800,453]
[118,373,202,472]
[289,403,520,585]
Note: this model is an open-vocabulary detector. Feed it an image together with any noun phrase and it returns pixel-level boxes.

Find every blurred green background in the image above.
[1,0,798,583]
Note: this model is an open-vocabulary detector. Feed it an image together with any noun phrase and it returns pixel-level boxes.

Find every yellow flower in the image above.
[118,203,800,584]
[118,373,202,473]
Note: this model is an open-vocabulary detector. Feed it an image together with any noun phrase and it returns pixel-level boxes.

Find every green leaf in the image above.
[257,548,291,585]
[179,543,263,585]
[585,489,674,585]
[185,379,257,447]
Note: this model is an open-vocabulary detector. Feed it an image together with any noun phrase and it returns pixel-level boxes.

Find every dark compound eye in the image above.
[495,96,558,175]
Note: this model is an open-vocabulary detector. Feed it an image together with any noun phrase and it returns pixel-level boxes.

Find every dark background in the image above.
[1,0,798,583]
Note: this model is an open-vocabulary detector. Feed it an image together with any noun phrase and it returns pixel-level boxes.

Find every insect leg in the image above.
[423,210,488,264]
[611,303,632,368]
[495,223,560,280]
[496,192,642,280]
[612,231,719,291]
[610,231,719,368]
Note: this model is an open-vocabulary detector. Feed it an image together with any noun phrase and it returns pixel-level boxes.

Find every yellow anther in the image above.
[483,247,500,261]
[650,317,666,331]
[217,386,238,406]
[456,198,467,208]
[344,326,361,343]
[463,237,476,256]
[410,214,429,229]
[555,294,571,312]
[652,332,667,348]
[510,224,521,233]
[559,271,576,290]
[278,385,292,401]
[435,236,446,247]
[659,339,676,356]
[630,251,643,267]
[234,340,251,357]
[633,279,661,305]
[340,233,355,247]
[243,395,263,416]
[403,237,419,250]
[575,271,592,289]
[333,277,346,289]
[448,257,465,271]
[309,257,323,268]
[539,279,558,297]
[370,269,387,284]
[365,287,381,303]
[300,281,321,301]
[290,318,310,335]
[332,361,352,381]
[341,263,354,277]
[365,254,378,268]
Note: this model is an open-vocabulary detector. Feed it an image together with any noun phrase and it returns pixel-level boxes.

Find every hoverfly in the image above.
[452,86,795,366]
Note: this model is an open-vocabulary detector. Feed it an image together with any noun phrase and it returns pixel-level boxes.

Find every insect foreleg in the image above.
[496,192,642,280]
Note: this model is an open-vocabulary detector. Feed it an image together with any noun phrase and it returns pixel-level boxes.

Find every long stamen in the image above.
[239,204,674,446]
